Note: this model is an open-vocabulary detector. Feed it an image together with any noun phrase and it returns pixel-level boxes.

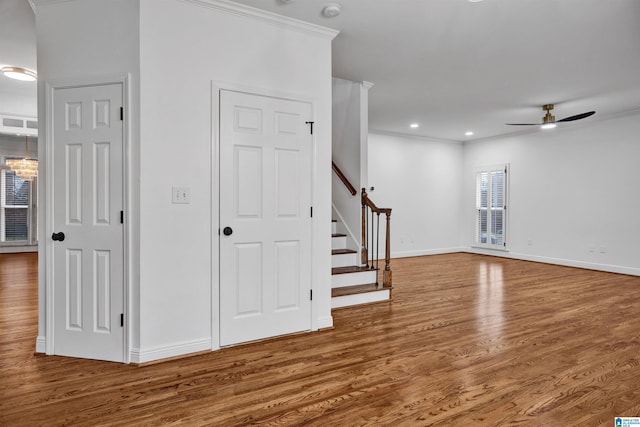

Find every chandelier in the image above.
[6,136,38,181]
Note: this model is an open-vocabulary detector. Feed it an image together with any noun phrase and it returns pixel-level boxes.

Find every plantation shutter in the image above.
[1,168,31,242]
[475,166,507,248]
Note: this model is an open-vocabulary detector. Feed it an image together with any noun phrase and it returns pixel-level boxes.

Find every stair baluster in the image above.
[361,188,392,287]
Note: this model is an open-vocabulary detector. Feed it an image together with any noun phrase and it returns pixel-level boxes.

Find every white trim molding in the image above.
[181,0,339,40]
[35,336,46,353]
[130,339,212,364]
[466,248,640,277]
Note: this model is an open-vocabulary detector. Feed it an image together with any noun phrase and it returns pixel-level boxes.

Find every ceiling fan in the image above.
[506,104,595,129]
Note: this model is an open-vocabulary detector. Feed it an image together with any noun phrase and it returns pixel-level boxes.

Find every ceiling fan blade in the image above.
[505,123,542,126]
[556,111,595,122]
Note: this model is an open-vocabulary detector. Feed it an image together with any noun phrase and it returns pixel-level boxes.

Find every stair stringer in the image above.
[331,203,361,258]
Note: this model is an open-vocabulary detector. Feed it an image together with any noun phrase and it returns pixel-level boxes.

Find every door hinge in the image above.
[120,313,124,327]
[310,206,313,218]
[305,121,314,135]
[310,289,313,301]
[120,107,124,121]
[120,210,124,224]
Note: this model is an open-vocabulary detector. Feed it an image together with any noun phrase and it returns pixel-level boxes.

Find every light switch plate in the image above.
[172,186,191,204]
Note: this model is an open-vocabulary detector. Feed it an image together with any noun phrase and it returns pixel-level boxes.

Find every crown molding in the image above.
[30,0,75,11]
[369,129,463,145]
[181,0,339,40]
[31,0,340,41]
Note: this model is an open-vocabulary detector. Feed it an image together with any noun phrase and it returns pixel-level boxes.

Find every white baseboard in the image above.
[465,248,640,276]
[316,315,333,330]
[35,336,46,353]
[391,247,466,259]
[0,245,37,253]
[130,338,211,364]
[389,247,640,276]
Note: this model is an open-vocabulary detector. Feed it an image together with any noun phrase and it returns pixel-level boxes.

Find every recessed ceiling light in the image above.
[465,131,474,136]
[410,123,419,129]
[541,123,557,130]
[1,66,37,82]
[468,0,483,2]
[322,3,341,18]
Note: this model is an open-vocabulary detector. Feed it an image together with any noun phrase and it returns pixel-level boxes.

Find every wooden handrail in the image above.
[362,191,391,215]
[361,188,392,287]
[332,161,357,196]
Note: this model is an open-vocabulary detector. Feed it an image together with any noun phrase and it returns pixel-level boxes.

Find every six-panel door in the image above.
[219,90,313,346]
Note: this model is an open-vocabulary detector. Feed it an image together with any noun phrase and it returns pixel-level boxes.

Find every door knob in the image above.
[52,232,65,242]
[223,227,233,236]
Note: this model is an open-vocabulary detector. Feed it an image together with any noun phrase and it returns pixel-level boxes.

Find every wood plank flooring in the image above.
[2,252,640,426]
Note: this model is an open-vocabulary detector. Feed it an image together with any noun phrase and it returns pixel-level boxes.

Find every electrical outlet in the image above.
[172,186,191,204]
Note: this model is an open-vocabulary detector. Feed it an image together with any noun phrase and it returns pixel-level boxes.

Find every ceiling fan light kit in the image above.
[506,103,595,129]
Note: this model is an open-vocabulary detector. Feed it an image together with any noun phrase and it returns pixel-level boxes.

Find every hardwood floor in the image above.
[2,252,640,426]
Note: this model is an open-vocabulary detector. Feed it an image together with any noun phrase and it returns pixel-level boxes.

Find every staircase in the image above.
[331,219,392,308]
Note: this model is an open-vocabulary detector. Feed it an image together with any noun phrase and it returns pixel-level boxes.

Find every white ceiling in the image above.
[2,0,639,141]
[0,0,37,118]
[232,0,640,141]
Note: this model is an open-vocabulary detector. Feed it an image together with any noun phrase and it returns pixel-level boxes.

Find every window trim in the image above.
[1,159,37,246]
[472,163,509,251]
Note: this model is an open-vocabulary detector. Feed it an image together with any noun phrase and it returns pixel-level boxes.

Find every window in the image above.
[475,165,508,249]
[1,161,36,244]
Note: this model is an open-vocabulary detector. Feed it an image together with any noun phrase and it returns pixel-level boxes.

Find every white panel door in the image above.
[51,84,124,362]
[220,90,312,346]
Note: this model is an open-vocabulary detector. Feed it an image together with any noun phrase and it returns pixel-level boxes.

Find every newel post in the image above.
[361,188,368,265]
[383,210,392,287]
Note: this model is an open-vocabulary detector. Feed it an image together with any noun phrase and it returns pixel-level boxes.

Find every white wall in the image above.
[332,78,370,250]
[462,113,640,275]
[368,132,464,258]
[34,0,141,355]
[35,0,334,363]
[138,0,335,360]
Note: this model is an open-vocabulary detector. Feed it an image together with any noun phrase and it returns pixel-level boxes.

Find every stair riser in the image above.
[332,270,377,288]
[331,253,358,268]
[332,221,337,234]
[331,236,347,250]
[332,289,390,309]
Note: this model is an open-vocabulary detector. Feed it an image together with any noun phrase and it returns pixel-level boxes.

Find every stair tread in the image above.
[332,283,393,298]
[332,266,377,275]
[332,249,357,255]
[331,233,346,237]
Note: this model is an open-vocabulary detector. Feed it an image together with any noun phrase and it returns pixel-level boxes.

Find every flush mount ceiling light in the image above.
[465,131,474,136]
[410,123,419,129]
[322,3,342,18]
[1,66,37,82]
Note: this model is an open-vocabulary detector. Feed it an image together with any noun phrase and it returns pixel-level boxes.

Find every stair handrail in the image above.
[361,188,392,287]
[332,161,357,196]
